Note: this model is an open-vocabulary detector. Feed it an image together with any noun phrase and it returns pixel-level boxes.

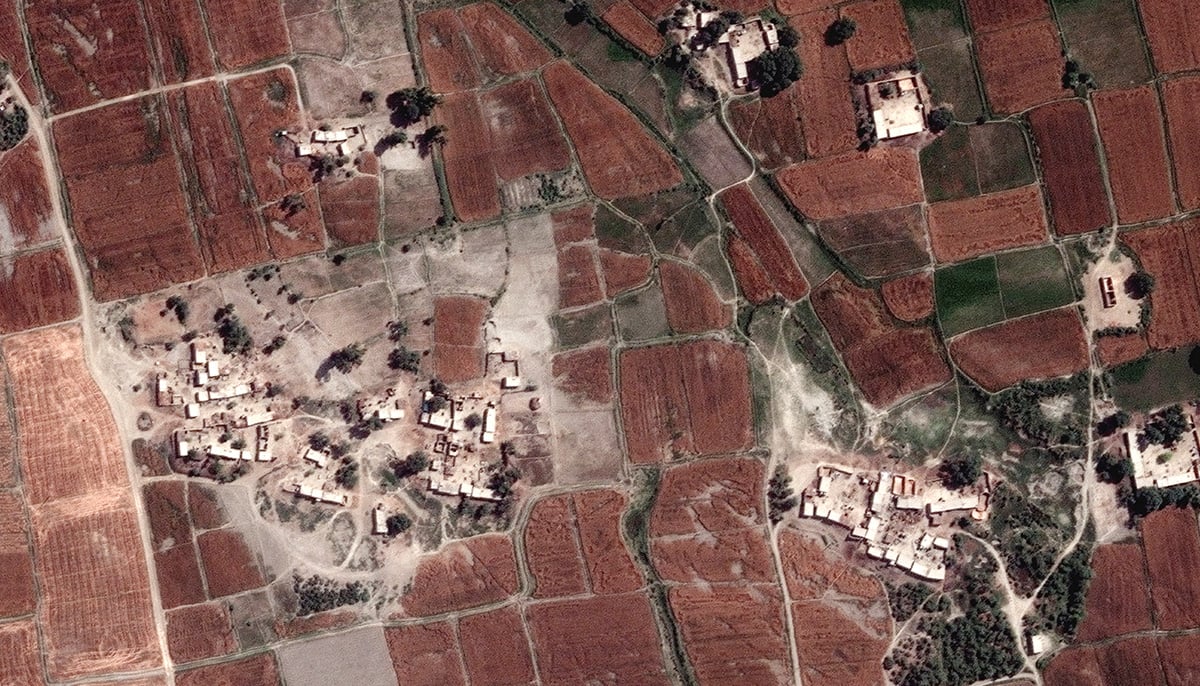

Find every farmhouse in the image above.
[1127,428,1200,489]
[864,70,929,140]
[676,4,781,89]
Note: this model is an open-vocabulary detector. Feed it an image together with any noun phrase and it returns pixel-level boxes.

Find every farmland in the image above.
[526,593,671,684]
[436,92,500,222]
[882,272,934,322]
[1093,86,1175,224]
[433,296,489,383]
[1161,76,1200,210]
[926,185,1049,263]
[659,260,731,334]
[791,10,859,157]
[817,204,931,278]
[777,148,924,221]
[974,19,1066,113]
[0,139,55,249]
[919,122,1035,202]
[1027,100,1112,235]
[1110,347,1200,411]
[950,307,1090,391]
[720,184,809,299]
[478,78,571,182]
[1138,0,1200,74]
[729,84,807,170]
[1074,543,1153,642]
[1142,507,1200,630]
[0,248,79,333]
[841,0,916,72]
[1122,221,1200,350]
[401,534,519,616]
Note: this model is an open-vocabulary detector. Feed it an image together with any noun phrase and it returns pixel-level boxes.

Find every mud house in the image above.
[721,17,780,88]
[865,71,929,140]
[1126,428,1200,489]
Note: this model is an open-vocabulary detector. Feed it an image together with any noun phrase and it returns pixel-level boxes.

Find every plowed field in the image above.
[552,346,613,405]
[168,83,270,272]
[777,148,923,221]
[817,204,930,278]
[791,10,859,157]
[0,139,55,250]
[196,529,266,598]
[882,272,934,322]
[1138,0,1200,74]
[0,0,37,104]
[558,244,603,308]
[1075,543,1153,642]
[402,534,519,616]
[812,273,950,406]
[385,621,466,686]
[726,232,775,304]
[0,621,41,684]
[1097,332,1149,368]
[544,61,682,199]
[1093,86,1175,223]
[0,492,34,618]
[25,0,152,112]
[729,83,807,170]
[226,68,309,204]
[1161,76,1200,210]
[460,2,551,77]
[189,483,227,530]
[950,307,1089,391]
[54,96,203,300]
[143,0,214,83]
[320,175,380,246]
[670,585,791,684]
[1143,507,1200,630]
[205,0,290,70]
[262,186,325,259]
[926,185,1049,263]
[458,605,536,685]
[433,295,488,383]
[574,489,643,594]
[603,1,665,55]
[437,91,500,222]
[1122,221,1200,350]
[1028,100,1112,235]
[1159,634,1200,686]
[964,0,1049,32]
[176,654,280,686]
[417,10,481,93]
[166,603,237,664]
[525,494,587,598]
[479,78,571,182]
[618,340,754,463]
[526,593,671,684]
[660,260,730,333]
[0,248,80,333]
[841,0,915,72]
[721,184,809,299]
[974,20,1067,114]
[143,480,190,550]
[155,544,206,609]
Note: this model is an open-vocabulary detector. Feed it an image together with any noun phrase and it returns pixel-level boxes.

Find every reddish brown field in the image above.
[882,272,934,322]
[0,621,42,684]
[552,346,613,405]
[726,232,776,304]
[950,307,1090,391]
[1161,76,1200,210]
[618,340,754,463]
[0,248,80,333]
[143,0,215,83]
[628,0,677,18]
[776,0,833,14]
[527,593,671,684]
[779,529,885,601]
[1138,0,1200,74]
[196,529,266,598]
[433,295,488,383]
[817,204,930,278]
[155,544,208,609]
[670,584,791,684]
[204,0,290,70]
[1142,507,1200,630]
[274,609,357,639]
[0,492,34,618]
[588,251,639,298]
[460,2,551,77]
[721,184,809,300]
[320,176,380,246]
[574,489,643,594]
[166,603,237,664]
[1093,86,1175,223]
[0,366,12,488]
[964,0,1049,32]
[457,605,536,685]
[1075,543,1153,642]
[974,20,1067,114]
[168,82,271,272]
[437,91,501,223]
[791,10,859,158]
[1121,222,1200,350]
[660,260,731,334]
[926,185,1050,262]
[525,494,588,598]
[544,61,682,199]
[54,97,204,300]
[841,0,915,72]
[25,0,152,112]
[1097,332,1149,368]
[480,78,572,182]
[385,621,466,686]
[552,204,594,246]
[176,653,281,686]
[792,600,890,686]
[812,273,950,406]
[729,84,807,170]
[1159,634,1200,686]
[1043,646,1104,686]
[604,1,665,55]
[1028,100,1112,235]
[143,480,191,551]
[418,10,481,93]
[403,534,520,616]
[776,147,923,221]
[183,489,221,527]
[262,186,325,259]
[0,0,37,104]
[226,68,309,204]
[1097,637,1164,686]
[0,139,56,250]
[558,244,604,308]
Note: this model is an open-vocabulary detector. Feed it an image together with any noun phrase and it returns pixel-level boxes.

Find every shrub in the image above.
[0,104,29,151]
[1126,271,1155,298]
[309,432,330,451]
[749,47,803,97]
[293,574,369,616]
[335,460,359,489]
[386,513,412,536]
[388,346,420,373]
[940,454,982,490]
[824,17,857,46]
[767,465,798,523]
[327,344,365,373]
[386,86,442,126]
[464,413,482,430]
[392,451,429,479]
[928,107,954,133]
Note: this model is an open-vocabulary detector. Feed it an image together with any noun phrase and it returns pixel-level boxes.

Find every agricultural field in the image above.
[900,0,984,119]
[934,244,1074,337]
[927,185,1050,263]
[919,122,1035,202]
[1110,347,1200,411]
[1093,86,1175,224]
[1027,100,1112,236]
[950,307,1090,391]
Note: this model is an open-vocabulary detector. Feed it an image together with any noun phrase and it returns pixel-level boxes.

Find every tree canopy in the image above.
[749,47,803,97]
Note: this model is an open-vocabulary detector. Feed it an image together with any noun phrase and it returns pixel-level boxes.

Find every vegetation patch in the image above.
[1108,347,1200,412]
[292,574,369,616]
[935,257,1004,336]
[995,245,1075,318]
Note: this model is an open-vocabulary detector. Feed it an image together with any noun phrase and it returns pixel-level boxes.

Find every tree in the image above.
[1097,410,1131,437]
[387,320,409,341]
[1095,452,1133,484]
[777,24,799,48]
[386,86,442,126]
[940,454,983,490]
[386,513,412,536]
[327,344,365,373]
[388,346,421,373]
[166,295,189,324]
[335,460,359,489]
[264,335,287,355]
[768,465,798,524]
[564,0,592,26]
[1062,60,1097,93]
[309,432,330,451]
[280,193,306,216]
[1140,405,1189,449]
[393,451,429,479]
[417,125,448,152]
[1127,271,1155,298]
[748,47,803,97]
[464,412,482,429]
[928,107,954,133]
[217,314,252,355]
[0,104,29,151]
[824,17,857,46]
[380,130,407,149]
[360,90,377,106]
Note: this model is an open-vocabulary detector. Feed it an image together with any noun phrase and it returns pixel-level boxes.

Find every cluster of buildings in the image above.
[801,465,995,582]
[291,126,365,159]
[863,70,930,140]
[1126,425,1200,489]
[675,4,781,90]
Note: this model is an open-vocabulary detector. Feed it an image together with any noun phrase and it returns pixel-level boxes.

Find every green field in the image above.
[935,257,1005,336]
[920,122,1035,201]
[1054,0,1152,89]
[1111,348,1200,412]
[900,0,982,119]
[995,245,1076,318]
